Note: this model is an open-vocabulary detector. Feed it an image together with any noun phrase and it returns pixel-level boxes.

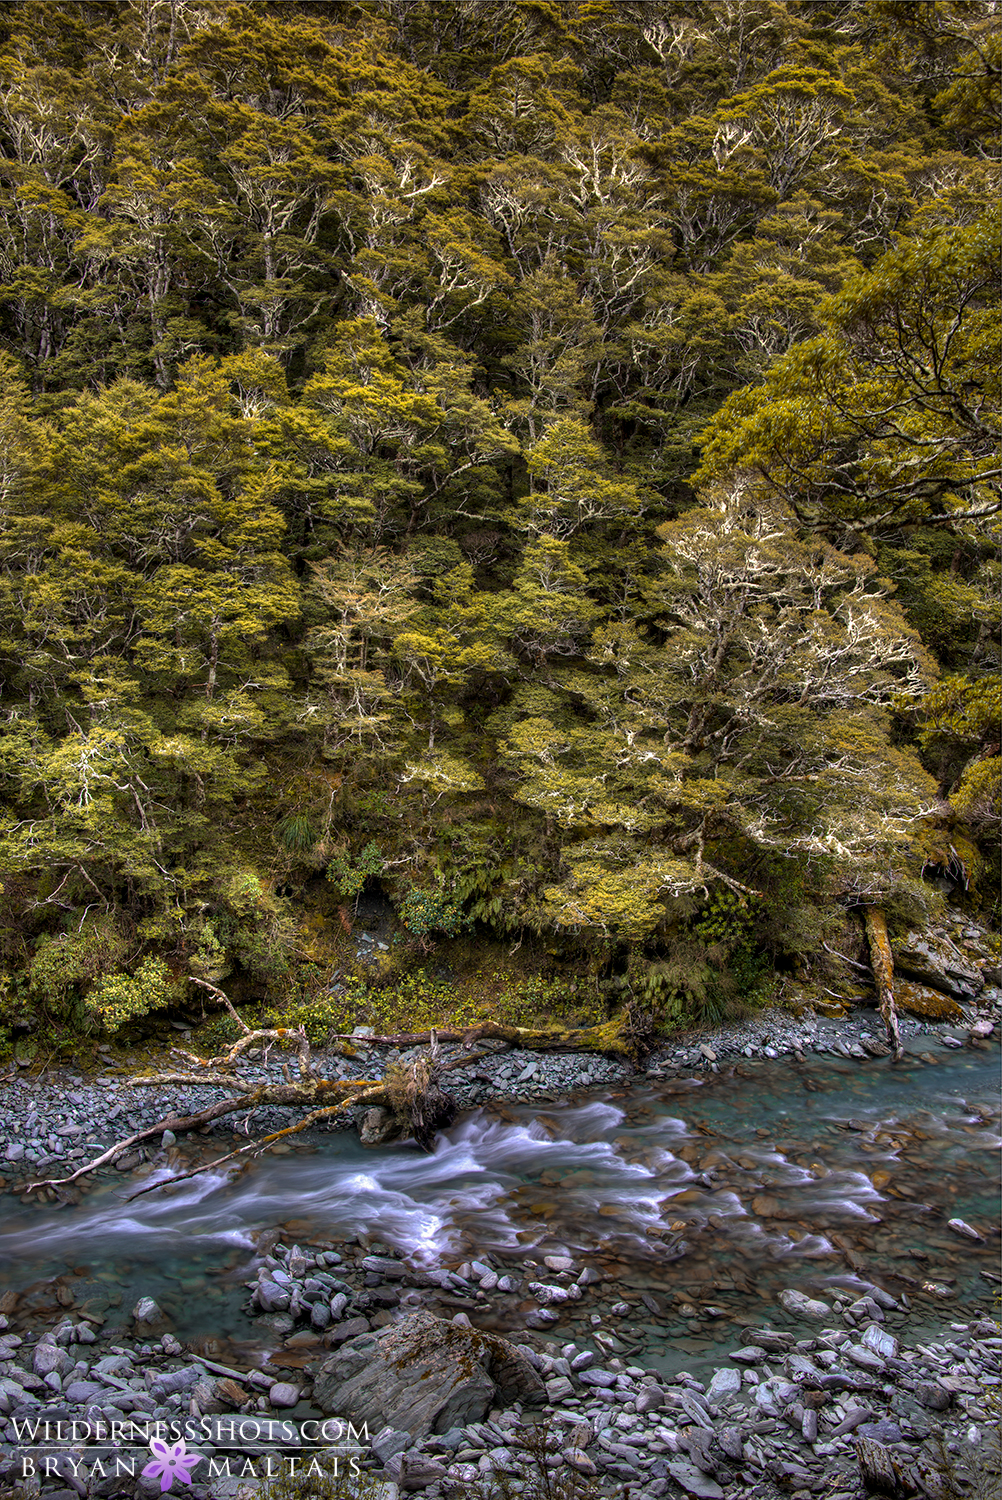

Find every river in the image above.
[0,1037,998,1381]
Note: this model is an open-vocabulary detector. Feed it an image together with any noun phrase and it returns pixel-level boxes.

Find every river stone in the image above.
[384,1452,448,1491]
[778,1289,831,1321]
[313,1309,544,1440]
[947,1217,983,1241]
[269,1382,300,1408]
[844,1343,885,1372]
[717,1427,743,1462]
[132,1296,170,1331]
[324,1316,370,1346]
[361,1255,409,1280]
[64,1380,104,1403]
[32,1344,71,1378]
[525,1309,559,1329]
[636,1386,665,1413]
[668,1460,724,1498]
[563,1448,597,1475]
[861,1324,898,1360]
[858,1418,902,1444]
[913,1381,951,1411]
[149,1366,202,1399]
[371,1426,411,1464]
[706,1368,741,1402]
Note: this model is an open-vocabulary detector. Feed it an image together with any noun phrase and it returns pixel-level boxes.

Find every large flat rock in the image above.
[312,1309,545,1440]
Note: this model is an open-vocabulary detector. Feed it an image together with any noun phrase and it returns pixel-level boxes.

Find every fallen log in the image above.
[24,988,653,1198]
[864,908,904,1062]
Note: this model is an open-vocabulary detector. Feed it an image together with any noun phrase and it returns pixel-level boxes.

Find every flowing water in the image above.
[1,1039,998,1379]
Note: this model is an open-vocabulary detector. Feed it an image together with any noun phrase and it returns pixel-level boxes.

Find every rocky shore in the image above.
[0,1230,998,1500]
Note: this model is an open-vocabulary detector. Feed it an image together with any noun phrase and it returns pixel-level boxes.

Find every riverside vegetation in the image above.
[0,0,998,1063]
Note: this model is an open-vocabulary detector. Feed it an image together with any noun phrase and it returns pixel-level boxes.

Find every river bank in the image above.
[3,989,1001,1190]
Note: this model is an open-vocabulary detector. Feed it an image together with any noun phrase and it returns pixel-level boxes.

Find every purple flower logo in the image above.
[142,1437,201,1492]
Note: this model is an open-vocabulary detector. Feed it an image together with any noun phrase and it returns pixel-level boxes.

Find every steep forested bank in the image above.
[0,0,998,1058]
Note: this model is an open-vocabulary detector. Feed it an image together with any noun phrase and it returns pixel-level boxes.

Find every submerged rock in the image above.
[312,1308,545,1439]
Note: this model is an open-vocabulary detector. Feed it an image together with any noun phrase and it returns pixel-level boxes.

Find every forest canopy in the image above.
[0,0,998,1048]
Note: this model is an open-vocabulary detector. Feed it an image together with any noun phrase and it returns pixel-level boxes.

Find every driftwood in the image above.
[24,981,648,1197]
[863,909,904,1062]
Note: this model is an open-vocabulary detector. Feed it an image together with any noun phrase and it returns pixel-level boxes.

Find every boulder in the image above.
[895,981,965,1022]
[891,933,982,999]
[312,1309,544,1440]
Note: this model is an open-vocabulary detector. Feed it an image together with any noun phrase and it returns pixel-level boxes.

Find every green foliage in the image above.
[264,964,595,1046]
[259,1464,387,1500]
[0,0,996,1032]
[692,890,758,947]
[26,918,127,1009]
[326,843,385,900]
[85,956,181,1033]
[397,885,471,939]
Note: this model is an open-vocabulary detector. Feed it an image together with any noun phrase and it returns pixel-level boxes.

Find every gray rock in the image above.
[268,1382,300,1408]
[64,1379,106,1402]
[324,1315,370,1346]
[892,932,981,997]
[706,1368,741,1402]
[947,1218,983,1242]
[33,1344,71,1378]
[384,1451,448,1490]
[372,1425,411,1464]
[857,1419,902,1444]
[778,1289,831,1321]
[361,1255,409,1280]
[149,1366,202,1400]
[525,1309,559,1329]
[563,1448,597,1475]
[132,1296,169,1331]
[359,1108,398,1147]
[913,1381,952,1411]
[313,1309,544,1441]
[578,1368,617,1388]
[4,1143,24,1162]
[667,1460,724,1498]
[715,1426,743,1462]
[546,1376,574,1402]
[527,1282,570,1306]
[311,1302,331,1330]
[861,1324,898,1360]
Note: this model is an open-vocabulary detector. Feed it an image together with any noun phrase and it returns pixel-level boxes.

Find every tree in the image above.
[697,208,1001,533]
